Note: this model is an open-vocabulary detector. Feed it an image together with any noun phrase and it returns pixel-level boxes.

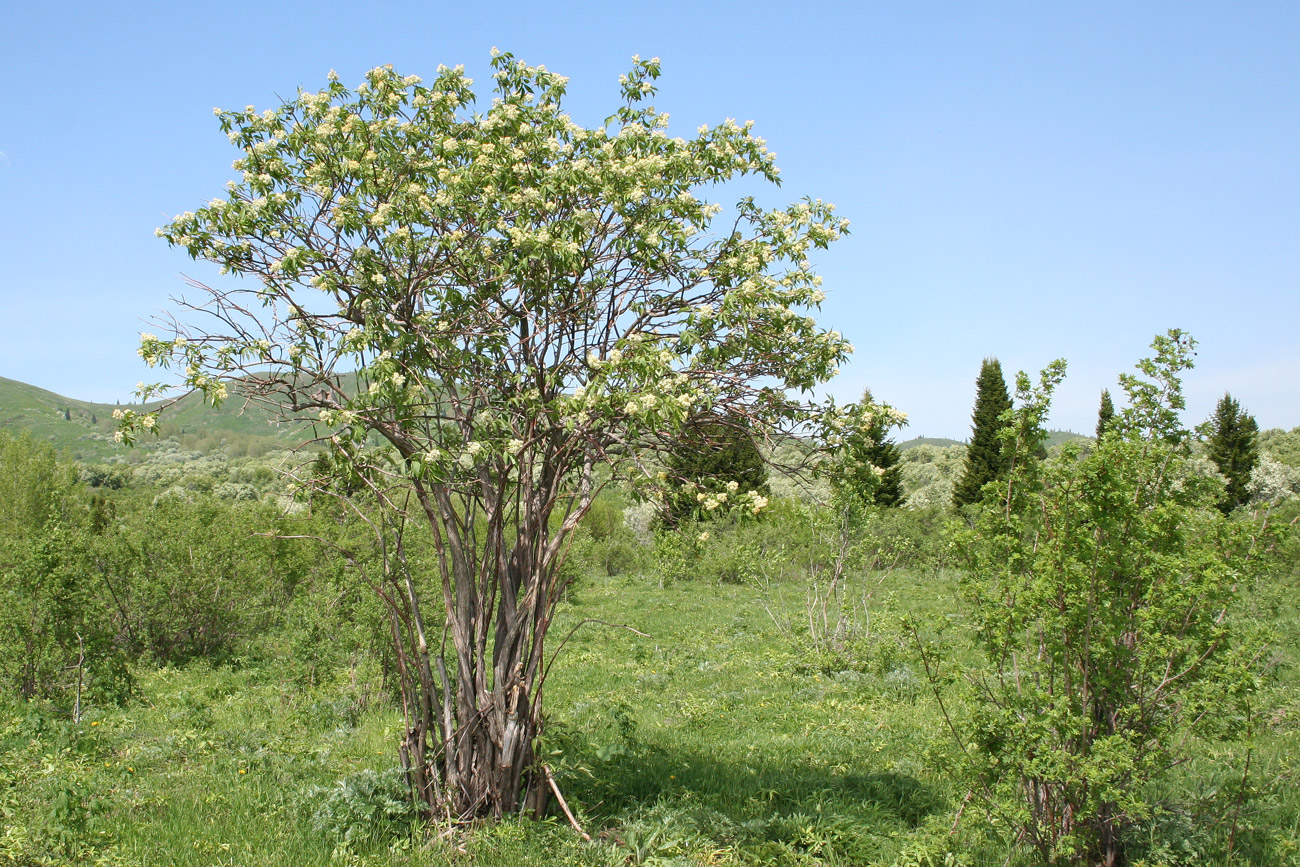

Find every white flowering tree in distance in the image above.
[128,52,857,820]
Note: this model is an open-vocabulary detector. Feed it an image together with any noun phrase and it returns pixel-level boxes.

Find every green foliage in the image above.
[564,489,647,579]
[1205,392,1261,514]
[0,501,1293,865]
[937,331,1281,865]
[0,430,132,704]
[1096,387,1115,440]
[827,388,908,509]
[663,415,770,526]
[1258,426,1300,467]
[952,358,1012,507]
[0,428,77,537]
[898,443,966,509]
[105,498,315,664]
[1249,453,1300,507]
[309,768,420,856]
[0,426,357,709]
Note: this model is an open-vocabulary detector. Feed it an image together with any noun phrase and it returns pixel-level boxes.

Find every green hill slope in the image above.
[0,376,303,461]
[897,437,963,451]
[898,430,1090,452]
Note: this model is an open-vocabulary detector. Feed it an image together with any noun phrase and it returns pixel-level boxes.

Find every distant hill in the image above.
[898,430,1091,452]
[0,376,303,462]
[1044,429,1091,449]
[897,437,963,451]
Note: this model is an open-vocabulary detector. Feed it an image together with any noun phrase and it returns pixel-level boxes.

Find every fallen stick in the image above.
[544,764,591,842]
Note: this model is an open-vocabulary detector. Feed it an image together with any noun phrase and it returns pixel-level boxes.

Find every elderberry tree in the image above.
[124,52,856,820]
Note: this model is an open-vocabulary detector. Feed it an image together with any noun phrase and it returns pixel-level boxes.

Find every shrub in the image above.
[927,333,1282,865]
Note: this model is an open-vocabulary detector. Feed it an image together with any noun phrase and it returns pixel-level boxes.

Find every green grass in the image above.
[2,565,1296,865]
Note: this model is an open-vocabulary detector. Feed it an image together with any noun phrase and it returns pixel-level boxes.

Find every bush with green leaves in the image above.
[309,768,421,856]
[929,331,1282,866]
[564,488,647,579]
[898,443,966,510]
[1258,426,1300,467]
[0,431,132,705]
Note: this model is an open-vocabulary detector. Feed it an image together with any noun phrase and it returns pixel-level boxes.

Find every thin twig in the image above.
[544,764,591,841]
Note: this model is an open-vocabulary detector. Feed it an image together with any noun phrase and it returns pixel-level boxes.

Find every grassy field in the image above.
[4,561,1297,866]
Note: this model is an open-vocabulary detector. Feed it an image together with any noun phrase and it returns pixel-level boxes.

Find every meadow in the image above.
[3,502,1298,866]
[3,390,1300,866]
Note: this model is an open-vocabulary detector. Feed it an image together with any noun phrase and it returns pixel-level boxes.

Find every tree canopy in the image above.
[128,54,854,819]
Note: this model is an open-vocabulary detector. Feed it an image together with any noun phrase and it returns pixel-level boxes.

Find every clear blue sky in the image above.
[2,1,1296,438]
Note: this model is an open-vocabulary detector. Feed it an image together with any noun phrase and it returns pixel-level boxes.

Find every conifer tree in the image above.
[1205,392,1259,513]
[664,414,769,526]
[839,388,905,507]
[1095,388,1115,440]
[953,357,1012,507]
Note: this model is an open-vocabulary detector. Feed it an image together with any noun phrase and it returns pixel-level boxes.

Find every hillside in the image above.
[897,436,963,450]
[0,376,303,461]
[897,430,1092,452]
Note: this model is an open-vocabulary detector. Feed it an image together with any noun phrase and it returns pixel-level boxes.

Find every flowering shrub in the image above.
[127,53,853,820]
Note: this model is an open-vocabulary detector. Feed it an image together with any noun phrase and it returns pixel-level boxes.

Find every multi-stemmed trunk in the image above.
[379,467,583,821]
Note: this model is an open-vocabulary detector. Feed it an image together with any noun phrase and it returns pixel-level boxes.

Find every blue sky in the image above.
[1,1,1296,438]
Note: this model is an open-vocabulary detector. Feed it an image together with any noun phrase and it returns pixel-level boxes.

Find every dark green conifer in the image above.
[1205,393,1259,514]
[664,414,768,526]
[1095,389,1115,440]
[953,358,1012,507]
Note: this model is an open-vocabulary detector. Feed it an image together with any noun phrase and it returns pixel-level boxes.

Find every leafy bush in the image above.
[930,333,1283,865]
[0,432,133,705]
[309,768,420,855]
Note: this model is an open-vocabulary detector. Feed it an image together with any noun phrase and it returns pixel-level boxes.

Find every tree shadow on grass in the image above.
[557,737,944,862]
